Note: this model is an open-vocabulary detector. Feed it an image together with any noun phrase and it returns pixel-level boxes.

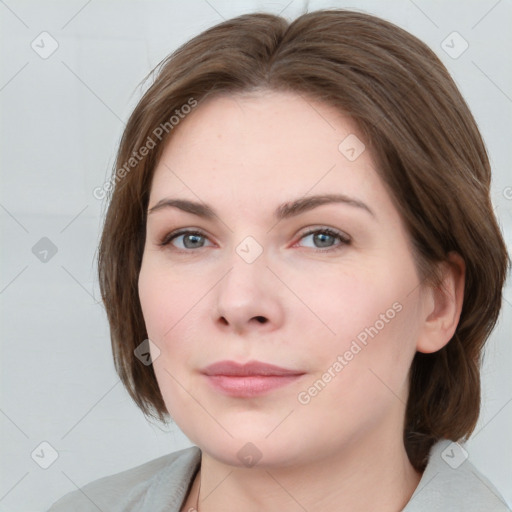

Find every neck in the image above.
[185,430,422,512]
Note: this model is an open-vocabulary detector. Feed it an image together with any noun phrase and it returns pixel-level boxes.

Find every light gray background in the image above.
[0,0,511,510]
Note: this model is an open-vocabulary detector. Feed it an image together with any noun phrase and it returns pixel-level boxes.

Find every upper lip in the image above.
[201,360,305,377]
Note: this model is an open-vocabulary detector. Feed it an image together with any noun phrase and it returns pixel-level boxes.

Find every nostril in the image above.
[254,316,267,323]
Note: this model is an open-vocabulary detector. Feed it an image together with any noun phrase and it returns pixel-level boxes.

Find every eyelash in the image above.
[158,227,351,254]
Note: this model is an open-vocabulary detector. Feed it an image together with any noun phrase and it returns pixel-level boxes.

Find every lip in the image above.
[201,360,303,377]
[201,360,306,398]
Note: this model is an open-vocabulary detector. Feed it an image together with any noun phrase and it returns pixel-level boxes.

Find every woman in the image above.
[49,8,510,512]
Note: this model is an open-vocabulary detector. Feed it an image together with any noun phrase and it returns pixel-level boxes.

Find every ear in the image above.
[416,252,466,354]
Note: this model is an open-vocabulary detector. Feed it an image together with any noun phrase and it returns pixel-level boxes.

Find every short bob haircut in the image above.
[97,9,509,472]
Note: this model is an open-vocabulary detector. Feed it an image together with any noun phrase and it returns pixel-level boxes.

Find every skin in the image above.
[138,90,465,512]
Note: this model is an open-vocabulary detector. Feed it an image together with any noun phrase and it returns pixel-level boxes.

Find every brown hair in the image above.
[97,9,509,471]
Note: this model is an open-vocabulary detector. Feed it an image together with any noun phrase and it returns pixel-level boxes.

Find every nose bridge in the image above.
[219,237,268,305]
[213,236,282,332]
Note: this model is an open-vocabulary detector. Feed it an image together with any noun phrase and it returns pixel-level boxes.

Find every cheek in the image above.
[292,263,409,346]
[138,260,208,344]
[138,260,209,408]
[297,295,420,440]
[299,259,421,391]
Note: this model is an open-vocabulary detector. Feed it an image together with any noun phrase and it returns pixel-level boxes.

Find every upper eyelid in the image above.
[160,228,213,246]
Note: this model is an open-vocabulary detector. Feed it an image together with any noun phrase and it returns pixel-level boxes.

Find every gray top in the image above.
[47,439,510,511]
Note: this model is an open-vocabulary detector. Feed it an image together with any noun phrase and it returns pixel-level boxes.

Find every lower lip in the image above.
[204,374,304,397]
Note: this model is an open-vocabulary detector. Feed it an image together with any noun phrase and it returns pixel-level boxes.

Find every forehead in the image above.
[149,90,383,215]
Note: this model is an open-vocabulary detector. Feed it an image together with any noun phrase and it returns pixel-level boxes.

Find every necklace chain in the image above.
[194,470,201,512]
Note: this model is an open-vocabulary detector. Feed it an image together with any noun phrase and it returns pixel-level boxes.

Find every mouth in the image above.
[201,360,306,397]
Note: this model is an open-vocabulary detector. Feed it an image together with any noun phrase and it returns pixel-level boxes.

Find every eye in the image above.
[159,229,213,250]
[159,227,350,253]
[295,227,350,252]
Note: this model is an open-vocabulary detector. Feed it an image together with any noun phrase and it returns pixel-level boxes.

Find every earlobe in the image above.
[416,252,466,354]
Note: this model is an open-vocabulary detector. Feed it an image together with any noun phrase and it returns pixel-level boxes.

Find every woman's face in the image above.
[138,90,431,467]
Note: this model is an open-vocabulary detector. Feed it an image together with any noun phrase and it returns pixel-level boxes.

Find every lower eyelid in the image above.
[294,231,351,253]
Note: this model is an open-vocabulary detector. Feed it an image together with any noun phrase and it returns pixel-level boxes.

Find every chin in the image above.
[197,433,310,470]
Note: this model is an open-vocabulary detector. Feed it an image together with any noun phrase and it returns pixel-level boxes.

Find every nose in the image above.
[212,249,285,336]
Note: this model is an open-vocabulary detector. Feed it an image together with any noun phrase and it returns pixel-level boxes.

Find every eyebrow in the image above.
[147,193,375,220]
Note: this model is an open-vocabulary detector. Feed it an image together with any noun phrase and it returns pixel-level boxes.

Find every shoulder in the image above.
[47,445,201,512]
[403,439,511,512]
